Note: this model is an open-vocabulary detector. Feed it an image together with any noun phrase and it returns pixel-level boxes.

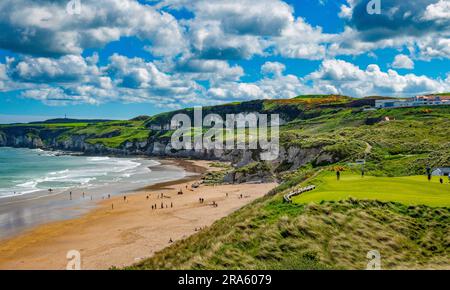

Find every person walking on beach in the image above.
[336,170,341,181]
[82,192,85,198]
[108,194,110,199]
[440,178,443,184]
[111,204,114,210]
[171,202,173,208]
[124,196,127,202]
[69,191,72,200]
[161,202,164,209]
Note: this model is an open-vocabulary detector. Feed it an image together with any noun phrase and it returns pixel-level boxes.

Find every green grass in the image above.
[2,96,444,270]
[129,198,450,270]
[59,120,150,148]
[86,128,149,148]
[293,171,450,207]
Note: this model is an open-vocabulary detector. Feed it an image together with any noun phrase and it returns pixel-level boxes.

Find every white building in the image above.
[375,95,450,109]
[431,167,450,176]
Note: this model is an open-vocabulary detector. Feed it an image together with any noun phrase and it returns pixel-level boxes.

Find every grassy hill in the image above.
[129,197,449,270]
[0,119,151,149]
[278,104,450,177]
[1,95,450,269]
[1,96,449,177]
[127,97,449,270]
[129,166,450,270]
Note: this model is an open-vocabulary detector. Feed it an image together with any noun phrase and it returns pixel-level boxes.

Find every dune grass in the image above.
[130,198,450,270]
[293,172,450,207]
[130,169,450,270]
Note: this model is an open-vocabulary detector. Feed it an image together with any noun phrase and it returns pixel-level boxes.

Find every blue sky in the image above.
[0,0,449,122]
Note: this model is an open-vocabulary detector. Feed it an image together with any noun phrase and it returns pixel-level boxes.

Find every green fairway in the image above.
[293,171,450,207]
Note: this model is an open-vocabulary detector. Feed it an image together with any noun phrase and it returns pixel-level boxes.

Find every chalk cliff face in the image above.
[0,132,6,147]
[0,124,342,184]
[0,132,44,148]
[0,128,333,162]
[0,95,374,183]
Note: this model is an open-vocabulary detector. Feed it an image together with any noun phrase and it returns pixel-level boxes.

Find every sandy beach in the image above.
[0,159,277,270]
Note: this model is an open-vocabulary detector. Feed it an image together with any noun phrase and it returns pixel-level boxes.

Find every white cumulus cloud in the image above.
[392,54,415,69]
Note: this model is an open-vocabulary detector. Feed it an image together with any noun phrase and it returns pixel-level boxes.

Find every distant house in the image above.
[431,167,450,176]
[375,95,450,109]
[149,124,162,130]
[148,122,181,131]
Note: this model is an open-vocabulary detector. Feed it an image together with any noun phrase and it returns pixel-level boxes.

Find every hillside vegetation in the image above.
[130,198,449,270]
[1,96,449,178]
[278,104,450,177]
[129,96,450,270]
[0,119,151,149]
[129,157,450,270]
[1,95,450,269]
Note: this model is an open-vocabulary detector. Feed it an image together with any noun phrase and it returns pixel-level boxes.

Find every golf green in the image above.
[293,172,450,207]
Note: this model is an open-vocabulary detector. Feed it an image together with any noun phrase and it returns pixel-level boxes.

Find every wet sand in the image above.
[0,159,277,270]
[0,158,185,239]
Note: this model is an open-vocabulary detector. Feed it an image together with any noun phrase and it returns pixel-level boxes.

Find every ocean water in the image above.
[0,147,187,239]
[0,147,183,198]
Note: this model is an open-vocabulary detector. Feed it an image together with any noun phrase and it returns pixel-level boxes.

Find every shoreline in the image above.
[0,158,277,270]
[137,158,210,191]
[0,157,199,242]
[0,151,186,240]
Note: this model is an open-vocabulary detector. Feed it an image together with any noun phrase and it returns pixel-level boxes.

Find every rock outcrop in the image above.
[0,127,344,184]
